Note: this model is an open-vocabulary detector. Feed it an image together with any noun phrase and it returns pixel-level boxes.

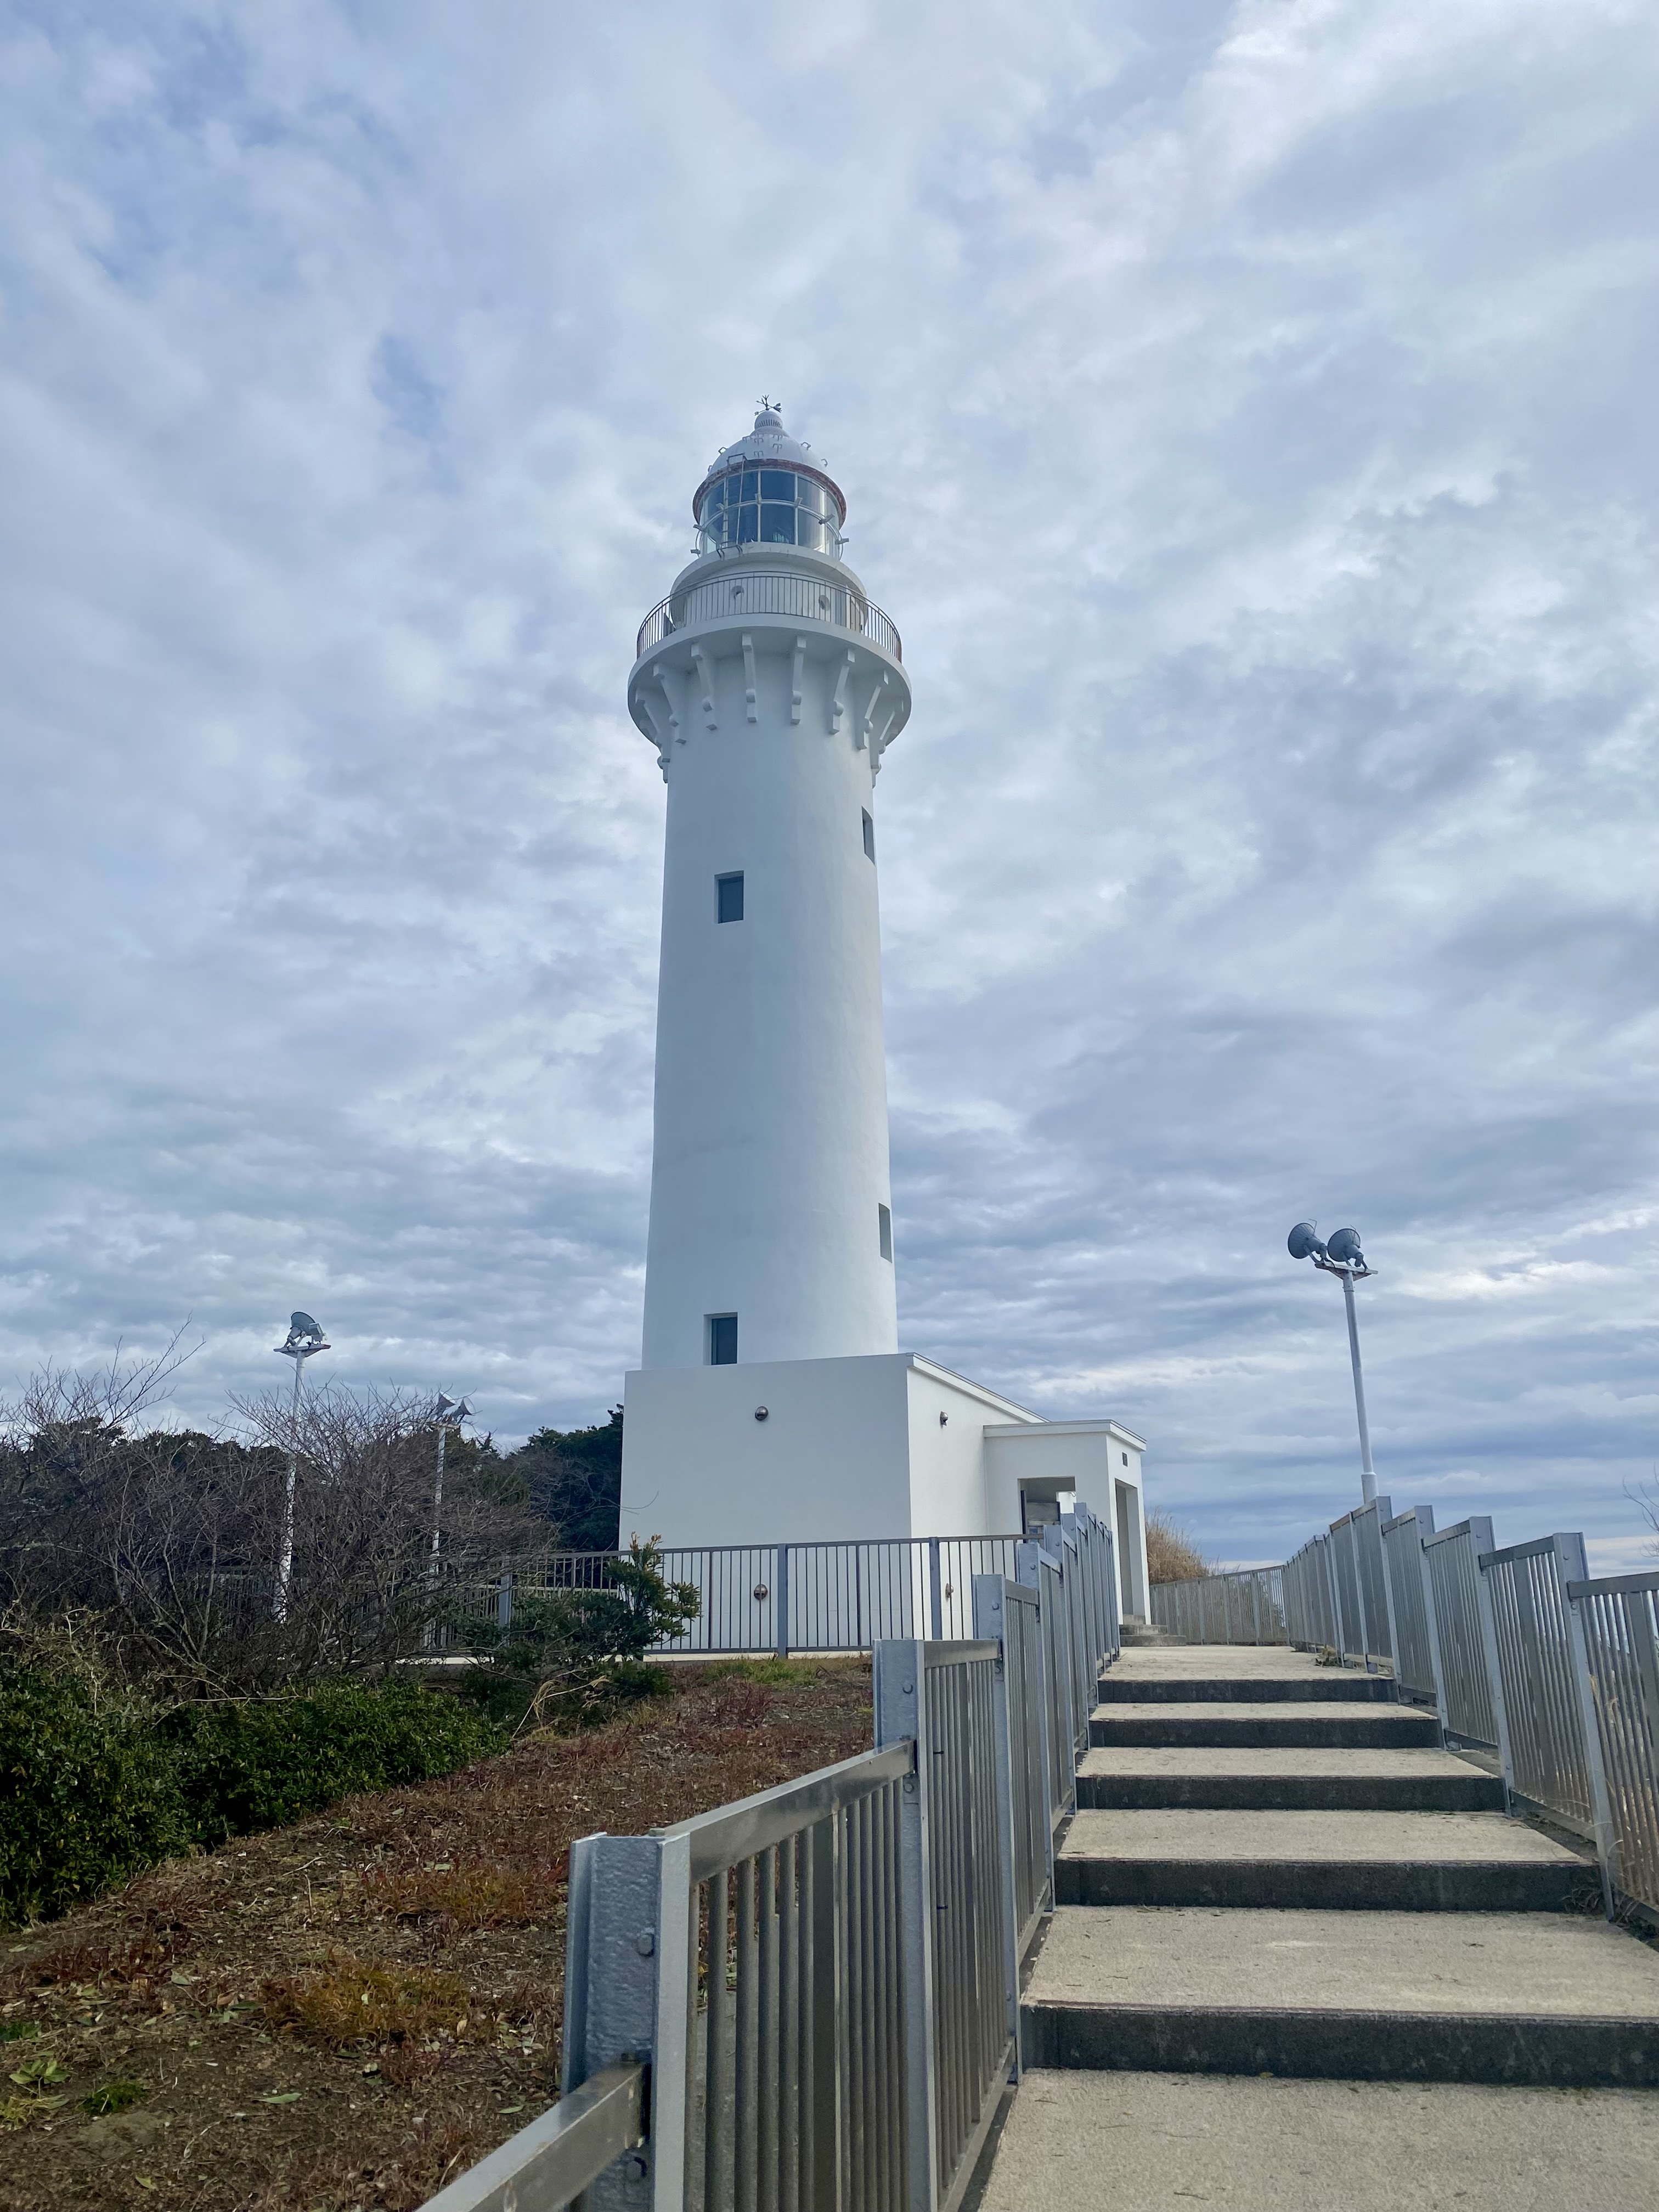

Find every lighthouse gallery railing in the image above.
[637,567,902,663]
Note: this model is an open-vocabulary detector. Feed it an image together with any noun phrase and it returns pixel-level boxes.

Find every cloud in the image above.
[1,0,1654,1567]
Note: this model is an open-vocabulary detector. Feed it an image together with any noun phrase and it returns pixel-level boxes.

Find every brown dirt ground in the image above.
[0,1657,873,2212]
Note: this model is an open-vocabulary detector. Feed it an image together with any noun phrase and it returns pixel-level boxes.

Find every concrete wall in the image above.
[620,1352,1149,1571]
[905,1357,1043,1534]
[620,1350,1046,1549]
[620,1352,915,1548]
[984,1420,1149,1613]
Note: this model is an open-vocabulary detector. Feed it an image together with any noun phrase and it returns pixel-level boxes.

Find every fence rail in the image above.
[445,1535,1032,1658]
[636,568,903,664]
[417,1505,1116,2212]
[1150,1506,1659,1931]
[1149,1566,1285,1645]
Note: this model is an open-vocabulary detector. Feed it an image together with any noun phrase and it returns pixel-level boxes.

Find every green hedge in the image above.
[0,1671,502,1926]
[0,1670,188,1925]
[163,1683,500,1846]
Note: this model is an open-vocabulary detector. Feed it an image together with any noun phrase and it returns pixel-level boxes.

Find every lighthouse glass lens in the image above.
[760,504,795,543]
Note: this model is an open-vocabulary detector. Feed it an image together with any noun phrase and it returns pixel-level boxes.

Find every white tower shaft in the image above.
[629,413,910,1370]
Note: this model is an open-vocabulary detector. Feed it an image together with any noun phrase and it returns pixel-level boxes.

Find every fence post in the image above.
[1468,1517,1518,1812]
[1374,1505,1403,1698]
[1014,1541,1059,1899]
[562,1833,674,2208]
[873,1640,939,2212]
[496,1566,512,1633]
[1411,1508,1453,1744]
[928,1539,944,1641]
[1323,1531,1347,1661]
[775,1543,791,1660]
[972,1577,1024,2076]
[1556,1534,1620,1918]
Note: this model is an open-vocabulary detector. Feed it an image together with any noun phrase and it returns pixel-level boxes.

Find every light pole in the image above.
[429,1392,471,1577]
[273,1311,329,1620]
[1288,1222,1377,1505]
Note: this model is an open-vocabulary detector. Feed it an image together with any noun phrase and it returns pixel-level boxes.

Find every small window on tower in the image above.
[716,872,744,923]
[878,1204,893,1261]
[708,1314,738,1365]
[862,809,876,862]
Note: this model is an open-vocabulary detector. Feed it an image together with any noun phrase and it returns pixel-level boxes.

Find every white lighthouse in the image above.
[617,407,1151,1615]
[632,405,905,1369]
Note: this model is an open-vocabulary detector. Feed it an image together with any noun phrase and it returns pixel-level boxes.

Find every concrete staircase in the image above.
[980,1643,1659,2211]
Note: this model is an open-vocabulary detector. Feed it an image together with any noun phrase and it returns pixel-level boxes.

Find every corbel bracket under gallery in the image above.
[689,644,718,730]
[742,634,759,724]
[829,647,857,735]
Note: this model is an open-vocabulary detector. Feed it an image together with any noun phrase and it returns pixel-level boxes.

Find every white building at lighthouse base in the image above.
[619,1353,1150,1620]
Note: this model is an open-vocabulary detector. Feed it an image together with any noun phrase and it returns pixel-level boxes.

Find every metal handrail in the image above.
[417,1504,1121,2212]
[656,1738,914,1881]
[1148,1495,1659,1927]
[637,567,902,662]
[415,2061,646,2212]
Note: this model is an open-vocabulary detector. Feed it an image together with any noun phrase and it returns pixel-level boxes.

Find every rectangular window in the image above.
[878,1203,893,1261]
[716,872,744,923]
[862,809,876,862]
[708,1313,738,1365]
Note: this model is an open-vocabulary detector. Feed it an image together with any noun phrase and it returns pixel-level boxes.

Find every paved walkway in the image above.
[979,1641,1659,2211]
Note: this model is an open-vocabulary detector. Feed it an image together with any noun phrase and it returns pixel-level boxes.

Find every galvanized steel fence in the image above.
[1151,1496,1659,1928]
[448,1536,1035,1657]
[417,1508,1115,2212]
[1150,1566,1285,1645]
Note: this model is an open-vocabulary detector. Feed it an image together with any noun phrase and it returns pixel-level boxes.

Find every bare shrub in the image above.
[1146,1510,1210,1584]
[1,1345,541,1691]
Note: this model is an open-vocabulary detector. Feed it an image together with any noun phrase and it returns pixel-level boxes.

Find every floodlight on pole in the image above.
[1287,1222,1377,1505]
[273,1311,329,1620]
[429,1392,471,1577]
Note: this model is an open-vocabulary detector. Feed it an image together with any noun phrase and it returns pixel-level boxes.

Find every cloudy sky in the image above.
[2,0,1655,1567]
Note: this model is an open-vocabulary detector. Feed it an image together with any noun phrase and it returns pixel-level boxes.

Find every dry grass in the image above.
[358,1863,554,1933]
[1146,1509,1211,1585]
[0,1656,873,2212]
[261,1956,478,2047]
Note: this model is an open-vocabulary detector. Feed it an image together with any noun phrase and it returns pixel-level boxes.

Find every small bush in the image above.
[0,1667,187,1925]
[262,1954,477,2046]
[163,1681,503,1846]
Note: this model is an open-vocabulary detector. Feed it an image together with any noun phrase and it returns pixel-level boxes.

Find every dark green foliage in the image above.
[0,1660,501,1925]
[503,1408,624,1551]
[0,1666,188,1925]
[83,2081,146,2116]
[161,1680,503,1846]
[466,1538,697,1730]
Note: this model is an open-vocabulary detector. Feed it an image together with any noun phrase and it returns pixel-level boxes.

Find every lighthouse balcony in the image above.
[637,563,901,664]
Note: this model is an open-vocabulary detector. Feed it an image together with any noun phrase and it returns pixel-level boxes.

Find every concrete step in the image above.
[1097,1672,1390,1703]
[1055,1809,1594,1912]
[1090,1700,1440,1750]
[1077,1745,1505,1813]
[1020,1906,1659,2086]
[978,2069,1659,2212]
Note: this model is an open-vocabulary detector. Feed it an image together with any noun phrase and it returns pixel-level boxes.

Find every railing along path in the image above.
[417,1506,1119,2212]
[1152,1499,1659,1931]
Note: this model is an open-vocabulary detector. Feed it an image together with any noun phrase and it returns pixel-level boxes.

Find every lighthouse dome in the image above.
[693,404,847,557]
